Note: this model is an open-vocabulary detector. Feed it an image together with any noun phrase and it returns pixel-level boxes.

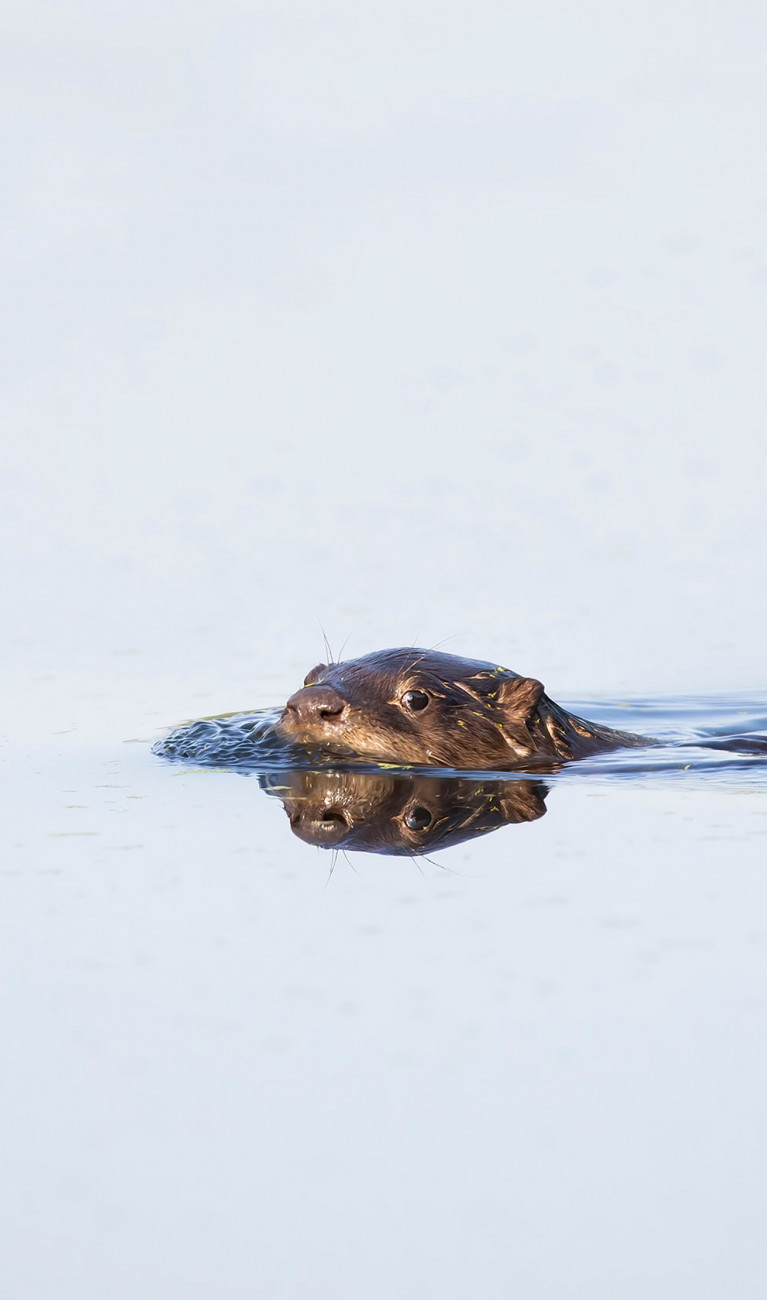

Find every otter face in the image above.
[276,648,547,769]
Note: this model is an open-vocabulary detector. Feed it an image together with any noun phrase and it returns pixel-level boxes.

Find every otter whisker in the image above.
[403,650,433,675]
[426,635,459,654]
[318,620,335,665]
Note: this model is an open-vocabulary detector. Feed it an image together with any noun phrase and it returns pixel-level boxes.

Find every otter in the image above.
[276,647,648,769]
[153,647,650,771]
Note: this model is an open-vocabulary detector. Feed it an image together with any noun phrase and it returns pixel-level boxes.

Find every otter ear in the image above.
[497,676,544,717]
[495,676,544,754]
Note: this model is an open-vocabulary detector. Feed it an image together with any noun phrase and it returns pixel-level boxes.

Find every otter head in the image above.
[276,648,546,769]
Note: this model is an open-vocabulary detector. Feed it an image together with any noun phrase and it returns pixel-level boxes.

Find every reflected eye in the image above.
[303,663,327,686]
[402,689,430,712]
[405,806,432,831]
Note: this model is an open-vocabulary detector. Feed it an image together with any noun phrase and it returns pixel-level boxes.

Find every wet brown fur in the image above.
[276,648,646,770]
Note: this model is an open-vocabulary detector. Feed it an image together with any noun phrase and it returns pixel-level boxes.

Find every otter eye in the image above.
[405,806,432,831]
[303,663,327,686]
[402,689,430,712]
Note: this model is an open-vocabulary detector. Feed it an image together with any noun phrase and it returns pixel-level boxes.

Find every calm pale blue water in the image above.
[4,683,767,1299]
[3,2,767,1296]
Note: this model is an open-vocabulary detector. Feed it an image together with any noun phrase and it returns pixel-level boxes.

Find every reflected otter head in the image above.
[277,648,548,769]
[261,769,549,856]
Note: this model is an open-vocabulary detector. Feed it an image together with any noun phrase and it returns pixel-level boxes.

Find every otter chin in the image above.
[276,647,647,770]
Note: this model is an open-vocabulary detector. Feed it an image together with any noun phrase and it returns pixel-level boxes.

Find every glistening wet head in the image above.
[275,647,647,769]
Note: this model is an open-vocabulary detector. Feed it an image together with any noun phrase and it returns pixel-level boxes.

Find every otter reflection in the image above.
[260,769,548,856]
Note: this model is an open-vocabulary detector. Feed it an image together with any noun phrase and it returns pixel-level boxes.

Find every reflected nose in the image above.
[288,806,350,845]
[284,685,347,726]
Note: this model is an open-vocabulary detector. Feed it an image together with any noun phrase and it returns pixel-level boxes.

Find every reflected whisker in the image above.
[418,852,461,876]
[408,853,425,877]
[324,848,338,888]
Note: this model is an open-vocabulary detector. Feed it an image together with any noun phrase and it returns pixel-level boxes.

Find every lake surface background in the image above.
[2,3,767,1297]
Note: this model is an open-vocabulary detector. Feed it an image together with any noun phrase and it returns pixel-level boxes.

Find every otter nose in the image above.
[284,685,347,725]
